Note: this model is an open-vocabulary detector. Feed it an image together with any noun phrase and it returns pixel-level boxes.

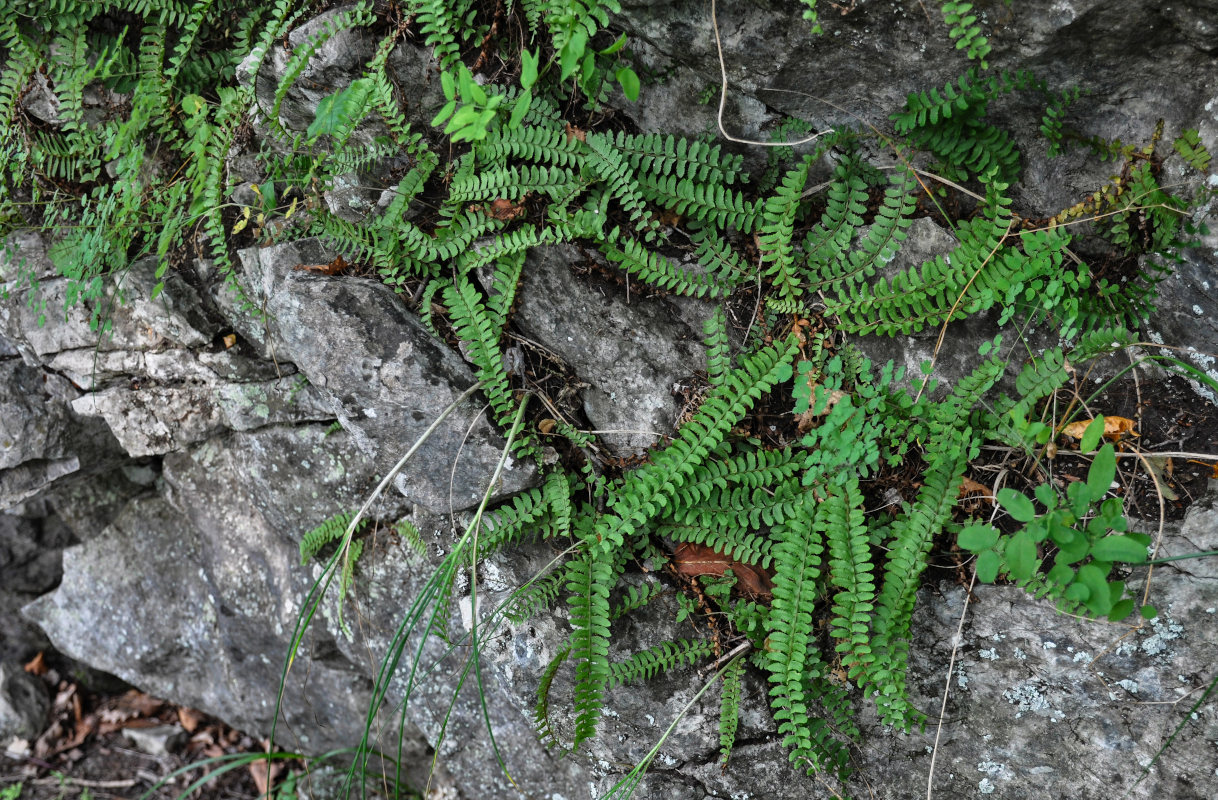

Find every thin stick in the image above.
[925,568,976,799]
[711,0,832,147]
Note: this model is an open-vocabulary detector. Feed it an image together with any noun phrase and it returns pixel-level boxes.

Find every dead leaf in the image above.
[470,198,527,221]
[23,651,47,675]
[222,333,237,349]
[294,255,350,275]
[564,122,586,143]
[958,476,993,502]
[672,542,773,599]
[1060,416,1138,440]
[538,418,557,434]
[177,707,204,734]
[249,757,282,797]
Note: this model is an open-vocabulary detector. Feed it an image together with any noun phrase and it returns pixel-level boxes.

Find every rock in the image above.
[122,724,187,757]
[233,238,536,512]
[0,661,49,743]
[495,243,711,454]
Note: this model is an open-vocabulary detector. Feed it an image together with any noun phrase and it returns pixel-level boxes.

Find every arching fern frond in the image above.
[608,638,715,688]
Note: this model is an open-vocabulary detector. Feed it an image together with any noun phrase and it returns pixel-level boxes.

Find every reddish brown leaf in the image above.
[672,542,773,598]
[294,255,350,275]
[177,707,204,733]
[23,651,46,676]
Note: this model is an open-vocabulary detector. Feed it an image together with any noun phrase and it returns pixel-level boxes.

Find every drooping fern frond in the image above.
[822,474,876,684]
[593,336,799,553]
[703,304,733,387]
[567,543,615,747]
[479,123,583,168]
[607,638,715,688]
[601,235,727,298]
[718,655,744,768]
[765,492,850,775]
[635,172,761,233]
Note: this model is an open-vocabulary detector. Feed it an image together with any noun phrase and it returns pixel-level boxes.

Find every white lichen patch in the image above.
[1003,681,1052,717]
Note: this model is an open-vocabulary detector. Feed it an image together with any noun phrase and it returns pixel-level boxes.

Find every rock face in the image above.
[2,2,1217,800]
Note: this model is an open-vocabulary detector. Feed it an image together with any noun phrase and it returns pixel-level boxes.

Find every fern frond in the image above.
[479,124,583,168]
[450,164,581,204]
[940,2,991,67]
[608,638,715,688]
[606,130,746,185]
[442,275,525,440]
[719,656,744,768]
[765,492,849,775]
[601,235,726,298]
[822,474,876,683]
[300,510,365,563]
[704,304,733,387]
[816,167,918,294]
[804,153,868,289]
[567,544,614,747]
[535,646,571,749]
[688,226,749,286]
[868,425,974,729]
[758,155,814,309]
[593,336,798,553]
[635,172,761,233]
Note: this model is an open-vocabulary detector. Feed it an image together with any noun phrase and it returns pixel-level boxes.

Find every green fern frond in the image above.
[479,124,584,168]
[606,130,746,185]
[765,492,849,775]
[442,275,526,441]
[450,164,582,204]
[593,336,798,553]
[658,522,776,570]
[608,638,715,688]
[635,172,761,233]
[758,155,814,309]
[507,564,569,624]
[719,656,744,768]
[688,226,750,286]
[822,474,876,683]
[704,304,733,387]
[804,154,868,289]
[567,543,615,747]
[815,167,918,294]
[300,510,364,563]
[535,646,571,749]
[868,425,974,729]
[939,2,991,67]
[394,517,427,558]
[601,235,727,298]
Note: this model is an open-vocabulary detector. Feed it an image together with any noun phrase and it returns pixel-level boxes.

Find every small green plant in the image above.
[0,782,23,800]
[959,417,1156,622]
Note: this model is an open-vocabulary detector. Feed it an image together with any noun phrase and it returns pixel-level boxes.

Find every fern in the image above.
[567,542,615,747]
[822,474,876,683]
[593,336,799,553]
[703,304,733,387]
[718,656,744,768]
[804,153,869,289]
[442,275,525,440]
[765,491,849,775]
[759,155,814,311]
[601,235,727,298]
[607,638,715,688]
[939,2,991,68]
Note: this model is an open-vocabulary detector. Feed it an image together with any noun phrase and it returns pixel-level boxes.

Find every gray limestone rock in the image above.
[234,238,536,512]
[0,661,49,743]
[497,243,710,454]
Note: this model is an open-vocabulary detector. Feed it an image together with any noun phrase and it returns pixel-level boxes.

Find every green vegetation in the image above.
[2,0,1215,797]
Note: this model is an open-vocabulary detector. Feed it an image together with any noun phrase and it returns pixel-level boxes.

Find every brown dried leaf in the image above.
[23,651,46,676]
[958,476,992,502]
[1060,416,1138,440]
[177,707,204,734]
[672,542,773,598]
